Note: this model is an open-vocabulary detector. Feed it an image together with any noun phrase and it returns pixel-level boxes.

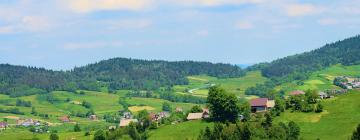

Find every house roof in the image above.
[119,119,138,127]
[290,90,305,95]
[250,98,268,107]
[0,122,7,127]
[187,113,203,120]
[267,100,275,108]
[59,116,70,122]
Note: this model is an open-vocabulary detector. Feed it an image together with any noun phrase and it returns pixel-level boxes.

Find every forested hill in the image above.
[260,35,360,80]
[72,58,245,90]
[0,58,245,96]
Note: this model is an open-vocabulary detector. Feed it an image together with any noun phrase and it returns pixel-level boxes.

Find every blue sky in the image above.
[0,0,359,70]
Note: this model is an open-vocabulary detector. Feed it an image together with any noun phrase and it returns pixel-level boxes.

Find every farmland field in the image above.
[275,90,360,140]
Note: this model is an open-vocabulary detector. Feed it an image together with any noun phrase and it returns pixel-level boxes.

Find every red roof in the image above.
[290,90,305,95]
[250,98,268,107]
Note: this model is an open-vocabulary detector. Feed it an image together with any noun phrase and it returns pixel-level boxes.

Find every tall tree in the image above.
[207,86,240,122]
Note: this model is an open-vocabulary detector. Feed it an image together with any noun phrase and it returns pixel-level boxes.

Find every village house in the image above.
[122,112,132,119]
[290,90,305,96]
[149,112,170,122]
[318,92,329,99]
[89,115,97,121]
[250,98,275,113]
[0,122,8,130]
[175,107,183,113]
[58,116,70,123]
[119,119,138,127]
[187,108,210,120]
[16,118,40,127]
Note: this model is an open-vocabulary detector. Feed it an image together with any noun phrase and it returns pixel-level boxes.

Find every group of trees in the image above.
[259,35,360,82]
[287,90,323,113]
[0,58,245,97]
[198,116,300,140]
[16,99,32,107]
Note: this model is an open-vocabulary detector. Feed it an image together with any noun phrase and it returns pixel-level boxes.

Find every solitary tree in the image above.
[162,102,171,112]
[49,133,59,140]
[74,123,81,132]
[288,121,300,140]
[190,105,203,113]
[93,130,106,140]
[352,124,360,140]
[207,86,240,122]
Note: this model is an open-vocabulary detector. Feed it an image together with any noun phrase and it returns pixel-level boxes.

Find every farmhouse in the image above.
[0,122,8,130]
[187,108,210,120]
[89,115,97,121]
[119,119,138,127]
[319,92,329,99]
[58,116,70,123]
[175,107,183,113]
[250,98,275,113]
[290,90,305,96]
[16,118,40,127]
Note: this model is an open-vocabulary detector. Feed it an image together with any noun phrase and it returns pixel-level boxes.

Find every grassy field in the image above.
[174,71,267,97]
[277,64,360,94]
[274,90,360,140]
[149,120,213,140]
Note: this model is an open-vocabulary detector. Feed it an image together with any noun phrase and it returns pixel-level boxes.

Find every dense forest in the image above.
[260,35,360,80]
[0,58,245,96]
[245,35,360,97]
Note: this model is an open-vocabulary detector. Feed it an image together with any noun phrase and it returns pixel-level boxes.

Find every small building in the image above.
[89,115,97,121]
[318,92,329,99]
[119,119,138,127]
[58,116,70,123]
[250,98,275,113]
[187,108,210,120]
[0,122,8,130]
[187,113,204,120]
[17,119,35,127]
[122,112,132,119]
[159,112,170,118]
[175,107,183,113]
[290,90,305,96]
[108,126,117,131]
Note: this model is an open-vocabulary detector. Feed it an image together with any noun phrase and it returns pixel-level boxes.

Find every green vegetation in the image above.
[148,120,213,140]
[275,91,360,140]
[174,71,267,97]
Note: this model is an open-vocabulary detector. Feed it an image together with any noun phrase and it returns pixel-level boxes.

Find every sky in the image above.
[0,0,359,70]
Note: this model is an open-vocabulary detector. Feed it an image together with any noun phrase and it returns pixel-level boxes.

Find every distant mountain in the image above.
[0,58,245,96]
[259,35,360,81]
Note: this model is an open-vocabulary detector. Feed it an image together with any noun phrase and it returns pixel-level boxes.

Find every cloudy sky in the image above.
[0,0,359,70]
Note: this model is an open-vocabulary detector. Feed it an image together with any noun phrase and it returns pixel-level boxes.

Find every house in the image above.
[122,112,132,119]
[159,112,170,118]
[108,126,117,131]
[0,122,8,130]
[175,107,183,113]
[187,108,210,120]
[149,112,159,121]
[119,119,138,127]
[89,115,97,120]
[17,119,36,127]
[250,98,275,113]
[290,90,305,96]
[318,92,329,99]
[187,113,204,120]
[58,116,70,123]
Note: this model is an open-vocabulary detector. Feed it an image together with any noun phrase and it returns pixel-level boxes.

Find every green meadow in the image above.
[275,90,360,140]
[174,71,267,97]
[277,64,360,93]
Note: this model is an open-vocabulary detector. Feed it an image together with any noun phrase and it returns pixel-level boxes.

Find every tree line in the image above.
[0,58,245,97]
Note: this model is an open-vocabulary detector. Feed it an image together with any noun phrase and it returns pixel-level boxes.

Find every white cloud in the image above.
[285,4,324,17]
[0,16,52,34]
[171,0,264,7]
[318,18,338,25]
[196,30,209,36]
[105,19,152,30]
[235,21,254,29]
[62,42,123,50]
[62,0,153,13]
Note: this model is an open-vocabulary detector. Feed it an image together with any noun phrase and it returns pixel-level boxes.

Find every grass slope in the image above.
[149,120,213,140]
[275,91,360,140]
[174,71,267,97]
[277,64,360,93]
